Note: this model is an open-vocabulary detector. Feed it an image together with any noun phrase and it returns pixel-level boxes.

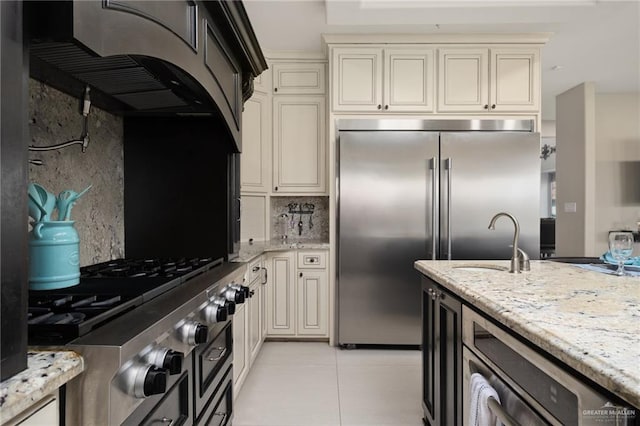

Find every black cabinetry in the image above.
[422,277,462,426]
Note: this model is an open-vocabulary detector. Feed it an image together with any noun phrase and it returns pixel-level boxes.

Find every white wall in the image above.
[556,82,596,256]
[556,85,640,256]
[594,93,640,254]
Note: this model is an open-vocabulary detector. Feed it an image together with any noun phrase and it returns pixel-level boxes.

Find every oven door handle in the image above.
[152,417,174,426]
[487,396,521,426]
[206,346,227,362]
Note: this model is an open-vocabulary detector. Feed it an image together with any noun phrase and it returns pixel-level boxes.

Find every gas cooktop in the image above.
[28,257,223,345]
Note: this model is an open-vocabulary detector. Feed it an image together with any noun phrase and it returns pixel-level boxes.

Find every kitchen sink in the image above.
[452,264,509,272]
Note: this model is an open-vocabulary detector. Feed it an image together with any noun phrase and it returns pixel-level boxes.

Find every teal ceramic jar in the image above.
[29,221,80,290]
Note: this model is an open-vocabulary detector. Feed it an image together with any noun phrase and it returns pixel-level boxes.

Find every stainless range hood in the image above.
[27,0,267,151]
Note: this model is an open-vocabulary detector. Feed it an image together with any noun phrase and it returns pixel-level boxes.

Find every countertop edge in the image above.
[414,261,640,408]
[234,240,330,263]
[0,350,84,423]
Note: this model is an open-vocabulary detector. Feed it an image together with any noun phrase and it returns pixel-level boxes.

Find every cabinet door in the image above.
[332,47,383,112]
[15,393,58,426]
[422,279,438,426]
[490,48,540,112]
[296,270,328,336]
[437,287,463,426]
[240,91,271,193]
[272,62,325,95]
[266,252,296,335]
[272,96,326,194]
[384,48,435,112]
[232,303,248,390]
[437,48,489,112]
[261,265,268,338]
[240,194,267,242]
[248,279,262,365]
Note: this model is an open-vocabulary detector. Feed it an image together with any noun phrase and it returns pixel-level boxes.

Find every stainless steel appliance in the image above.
[462,306,636,425]
[337,119,540,346]
[28,258,249,425]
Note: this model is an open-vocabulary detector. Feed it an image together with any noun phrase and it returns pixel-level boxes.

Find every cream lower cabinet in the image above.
[272,95,326,194]
[266,250,328,338]
[438,47,539,113]
[7,391,59,426]
[331,47,435,113]
[247,257,265,365]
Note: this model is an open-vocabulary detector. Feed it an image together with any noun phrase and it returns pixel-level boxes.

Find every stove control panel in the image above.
[144,347,184,375]
[179,320,209,345]
[222,285,245,304]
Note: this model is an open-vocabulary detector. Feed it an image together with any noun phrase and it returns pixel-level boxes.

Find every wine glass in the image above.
[608,232,634,276]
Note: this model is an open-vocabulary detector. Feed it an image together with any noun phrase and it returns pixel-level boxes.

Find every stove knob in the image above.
[203,301,228,324]
[122,363,168,398]
[144,366,168,397]
[179,321,209,346]
[224,287,245,304]
[231,283,250,299]
[163,350,183,375]
[225,300,236,315]
[144,347,184,376]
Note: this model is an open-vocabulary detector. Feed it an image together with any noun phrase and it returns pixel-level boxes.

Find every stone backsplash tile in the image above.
[271,196,329,241]
[28,80,124,266]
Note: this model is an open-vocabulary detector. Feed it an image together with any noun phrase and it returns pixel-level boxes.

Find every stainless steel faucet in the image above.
[488,212,530,273]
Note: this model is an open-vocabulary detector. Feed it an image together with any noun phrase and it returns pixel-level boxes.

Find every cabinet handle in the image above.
[252,266,260,272]
[274,87,278,93]
[206,346,227,362]
[384,105,389,110]
[483,104,489,110]
[491,104,496,110]
[377,104,382,110]
[261,267,268,285]
[299,272,303,277]
[159,417,174,426]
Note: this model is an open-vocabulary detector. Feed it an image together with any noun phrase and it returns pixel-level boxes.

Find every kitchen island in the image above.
[415,259,639,423]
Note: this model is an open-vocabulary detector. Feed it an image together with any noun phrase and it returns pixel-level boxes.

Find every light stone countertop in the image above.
[235,239,330,263]
[0,350,83,423]
[414,259,640,408]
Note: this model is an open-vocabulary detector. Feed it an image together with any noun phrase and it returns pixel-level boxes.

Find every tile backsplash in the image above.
[271,196,329,241]
[28,80,124,266]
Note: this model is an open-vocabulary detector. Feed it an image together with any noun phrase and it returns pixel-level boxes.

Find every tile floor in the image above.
[233,342,423,426]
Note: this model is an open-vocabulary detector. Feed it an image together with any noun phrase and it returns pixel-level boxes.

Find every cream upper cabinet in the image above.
[438,48,489,112]
[272,95,326,194]
[490,48,540,112]
[438,47,539,112]
[332,47,435,113]
[384,48,435,112]
[332,47,383,112]
[240,91,271,193]
[272,62,325,95]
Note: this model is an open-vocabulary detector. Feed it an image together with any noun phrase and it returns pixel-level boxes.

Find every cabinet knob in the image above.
[299,272,303,277]
[491,104,496,110]
[274,186,278,191]
[377,104,382,110]
[483,104,489,110]
[384,105,389,110]
[274,87,278,93]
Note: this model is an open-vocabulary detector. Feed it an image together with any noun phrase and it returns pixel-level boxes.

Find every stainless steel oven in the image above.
[462,306,636,426]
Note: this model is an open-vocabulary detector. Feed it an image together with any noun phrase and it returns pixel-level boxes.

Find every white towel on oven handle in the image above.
[469,372,503,426]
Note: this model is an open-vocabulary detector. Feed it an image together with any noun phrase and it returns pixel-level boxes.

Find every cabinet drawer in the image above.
[272,63,325,94]
[247,257,262,283]
[297,251,326,269]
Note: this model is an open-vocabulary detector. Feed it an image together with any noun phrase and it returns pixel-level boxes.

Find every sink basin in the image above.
[452,264,508,272]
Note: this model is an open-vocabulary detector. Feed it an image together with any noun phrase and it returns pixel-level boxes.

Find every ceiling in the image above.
[243,0,640,120]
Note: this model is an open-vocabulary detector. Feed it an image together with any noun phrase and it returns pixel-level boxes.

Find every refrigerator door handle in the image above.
[445,157,453,260]
[429,157,438,260]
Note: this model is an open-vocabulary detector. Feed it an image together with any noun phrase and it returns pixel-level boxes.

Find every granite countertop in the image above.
[414,259,640,408]
[235,239,330,262]
[0,351,83,422]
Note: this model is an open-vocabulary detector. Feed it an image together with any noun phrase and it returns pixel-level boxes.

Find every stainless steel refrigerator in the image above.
[337,119,540,346]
